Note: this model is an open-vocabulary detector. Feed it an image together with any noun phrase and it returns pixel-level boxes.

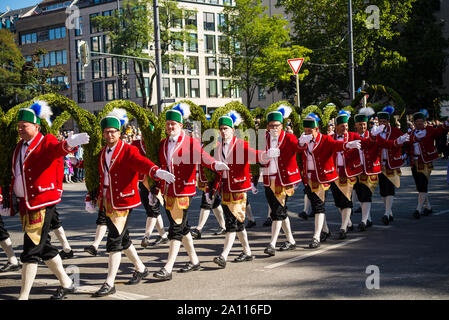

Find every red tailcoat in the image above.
[406,125,449,165]
[376,126,405,169]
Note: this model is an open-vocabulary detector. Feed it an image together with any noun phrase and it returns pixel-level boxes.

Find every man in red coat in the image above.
[4,102,90,300]
[405,111,449,219]
[298,114,361,249]
[153,104,229,281]
[262,106,302,256]
[211,111,269,268]
[89,109,175,297]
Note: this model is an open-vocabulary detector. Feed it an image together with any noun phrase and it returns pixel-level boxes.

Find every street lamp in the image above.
[348,0,355,101]
[153,0,163,115]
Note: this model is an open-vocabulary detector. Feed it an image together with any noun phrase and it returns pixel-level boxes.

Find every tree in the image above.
[277,0,417,105]
[220,0,310,108]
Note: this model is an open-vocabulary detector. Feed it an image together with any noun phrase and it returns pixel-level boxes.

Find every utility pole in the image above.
[153,0,163,115]
[348,0,355,101]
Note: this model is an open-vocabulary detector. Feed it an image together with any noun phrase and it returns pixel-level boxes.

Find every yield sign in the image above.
[287,58,304,75]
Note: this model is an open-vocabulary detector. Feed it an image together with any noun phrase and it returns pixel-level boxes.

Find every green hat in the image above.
[354,114,368,123]
[377,112,390,120]
[101,108,128,131]
[166,103,191,124]
[336,111,350,125]
[267,111,283,123]
[166,109,183,123]
[303,117,318,128]
[101,116,121,131]
[218,116,234,128]
[18,108,40,125]
[413,109,428,121]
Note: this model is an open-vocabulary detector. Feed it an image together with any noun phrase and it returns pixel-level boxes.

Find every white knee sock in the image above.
[341,208,352,231]
[417,193,426,213]
[18,263,38,300]
[155,215,168,238]
[212,206,226,229]
[313,213,326,242]
[281,217,295,245]
[424,193,432,210]
[386,196,394,216]
[53,226,71,252]
[181,233,199,265]
[0,238,18,265]
[92,225,107,249]
[124,244,145,273]
[164,240,181,273]
[236,230,251,255]
[105,251,122,287]
[221,232,236,260]
[197,209,210,231]
[304,195,311,214]
[269,220,283,248]
[144,217,157,238]
[246,204,255,222]
[361,202,371,224]
[382,197,387,216]
[45,255,73,288]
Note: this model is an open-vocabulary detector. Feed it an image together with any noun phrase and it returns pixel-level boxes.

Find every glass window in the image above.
[26,33,31,44]
[222,80,231,98]
[75,17,83,36]
[219,57,230,76]
[218,35,229,53]
[187,56,199,76]
[105,57,114,78]
[173,78,185,98]
[61,27,66,38]
[136,77,150,98]
[105,81,116,101]
[77,62,85,81]
[90,13,99,33]
[163,78,170,98]
[31,33,37,43]
[171,12,182,28]
[62,50,67,64]
[77,83,86,103]
[92,59,102,79]
[44,53,50,67]
[49,28,55,40]
[56,51,62,65]
[205,57,217,76]
[50,51,56,66]
[185,11,197,27]
[38,30,49,42]
[207,79,217,98]
[91,36,101,52]
[21,35,25,45]
[205,35,216,54]
[172,32,184,51]
[218,14,227,30]
[171,60,184,75]
[162,59,170,74]
[188,33,198,52]
[119,80,130,99]
[203,12,215,31]
[258,86,266,100]
[103,34,111,53]
[93,82,104,102]
[188,79,200,98]
[55,27,61,39]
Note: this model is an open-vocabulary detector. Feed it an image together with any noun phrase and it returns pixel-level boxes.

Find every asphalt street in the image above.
[0,159,448,301]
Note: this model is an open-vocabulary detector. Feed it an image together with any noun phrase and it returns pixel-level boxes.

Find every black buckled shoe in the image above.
[423,208,433,216]
[150,236,168,247]
[141,236,151,248]
[338,229,347,240]
[127,267,149,285]
[190,228,202,239]
[59,250,74,260]
[381,215,390,225]
[308,238,320,249]
[178,262,201,273]
[320,231,331,242]
[413,210,421,219]
[366,220,373,228]
[262,217,272,227]
[214,227,226,235]
[153,268,172,281]
[233,252,254,263]
[347,225,354,232]
[92,283,115,297]
[0,262,21,273]
[246,220,256,228]
[264,244,275,256]
[84,245,97,256]
[51,285,76,300]
[389,215,394,222]
[298,211,308,221]
[279,241,296,251]
[358,222,367,232]
[213,255,226,268]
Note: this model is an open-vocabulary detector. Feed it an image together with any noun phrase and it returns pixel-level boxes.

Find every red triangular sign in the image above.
[288,58,304,75]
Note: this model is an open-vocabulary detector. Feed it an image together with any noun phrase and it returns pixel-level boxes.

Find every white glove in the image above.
[299,134,313,145]
[155,169,175,184]
[215,161,230,171]
[0,207,10,217]
[346,140,361,150]
[85,201,97,214]
[205,192,213,205]
[251,182,258,195]
[370,124,385,137]
[267,148,280,158]
[396,134,410,144]
[415,130,425,139]
[148,193,157,206]
[67,132,90,148]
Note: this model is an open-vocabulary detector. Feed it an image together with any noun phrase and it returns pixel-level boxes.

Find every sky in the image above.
[1,0,41,12]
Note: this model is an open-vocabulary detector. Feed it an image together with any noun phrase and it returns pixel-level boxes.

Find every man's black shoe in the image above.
[382,215,390,225]
[127,267,149,285]
[423,208,433,216]
[308,239,320,249]
[358,222,367,232]
[320,231,331,242]
[178,262,201,273]
[214,227,226,235]
[366,220,373,228]
[263,217,272,227]
[84,245,98,256]
[233,252,254,263]
[298,211,308,221]
[0,262,21,273]
[213,256,226,268]
[279,242,296,251]
[51,285,76,300]
[153,268,172,281]
[264,244,275,256]
[92,283,115,297]
[413,210,421,219]
[338,229,347,240]
[190,228,201,239]
[59,250,74,260]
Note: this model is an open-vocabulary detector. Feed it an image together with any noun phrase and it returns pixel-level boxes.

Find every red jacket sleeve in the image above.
[128,145,160,180]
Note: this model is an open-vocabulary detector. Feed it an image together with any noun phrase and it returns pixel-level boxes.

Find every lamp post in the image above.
[153,0,163,115]
[348,0,355,101]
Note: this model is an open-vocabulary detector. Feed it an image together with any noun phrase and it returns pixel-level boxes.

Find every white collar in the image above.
[106,143,118,153]
[23,135,37,147]
[169,133,180,142]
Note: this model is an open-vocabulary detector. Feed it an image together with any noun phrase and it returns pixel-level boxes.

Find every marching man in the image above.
[211,111,269,268]
[86,109,175,297]
[1,101,90,300]
[262,105,301,256]
[298,114,361,248]
[153,103,229,281]
[405,110,449,219]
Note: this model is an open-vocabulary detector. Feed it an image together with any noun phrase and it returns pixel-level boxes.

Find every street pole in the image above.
[153,0,163,115]
[296,74,300,110]
[362,80,367,108]
[348,0,355,101]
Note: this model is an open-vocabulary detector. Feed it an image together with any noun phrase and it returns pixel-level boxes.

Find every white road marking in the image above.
[434,209,449,216]
[264,237,365,269]
[326,221,390,229]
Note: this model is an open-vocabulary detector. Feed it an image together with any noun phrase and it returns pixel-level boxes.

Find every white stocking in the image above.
[18,263,38,300]
[341,208,352,231]
[313,213,326,242]
[221,232,236,260]
[44,255,73,288]
[212,206,226,230]
[236,230,251,255]
[144,217,157,238]
[246,203,255,222]
[416,193,426,213]
[155,215,167,238]
[181,233,199,265]
[53,226,71,252]
[269,220,283,248]
[164,240,181,273]
[361,202,371,224]
[386,196,394,216]
[105,251,121,287]
[196,209,210,231]
[281,217,295,245]
[92,225,107,249]
[123,244,145,273]
[0,238,18,265]
[304,194,311,214]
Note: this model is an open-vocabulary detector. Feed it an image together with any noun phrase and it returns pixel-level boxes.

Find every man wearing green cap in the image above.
[4,103,90,300]
[405,112,449,219]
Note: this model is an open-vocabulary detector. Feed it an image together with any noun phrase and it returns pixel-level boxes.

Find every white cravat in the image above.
[336,135,344,167]
[167,133,180,172]
[380,130,388,163]
[413,129,426,156]
[13,137,35,198]
[306,139,315,174]
[222,138,232,178]
[103,144,117,188]
[268,134,279,175]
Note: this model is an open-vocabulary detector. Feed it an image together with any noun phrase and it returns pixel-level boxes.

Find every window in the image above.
[56,51,63,65]
[105,57,114,78]
[91,36,101,52]
[90,13,100,33]
[77,83,86,103]
[172,32,184,51]
[185,11,197,27]
[188,33,198,52]
[103,35,111,53]
[136,77,150,98]
[171,12,182,28]
[119,80,130,99]
[218,35,229,53]
[218,14,227,31]
[93,82,104,102]
[188,79,200,98]
[205,35,216,54]
[172,60,184,75]
[173,78,185,98]
[206,79,217,98]
[77,62,85,81]
[258,86,266,100]
[50,51,56,66]
[118,60,128,75]
[92,59,102,79]
[162,59,170,74]
[62,50,67,64]
[222,80,231,98]
[205,57,217,76]
[105,81,116,101]
[204,12,215,31]
[219,58,230,76]
[163,78,170,98]
[187,56,199,75]
[75,17,83,36]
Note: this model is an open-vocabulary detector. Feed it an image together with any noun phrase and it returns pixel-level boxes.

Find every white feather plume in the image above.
[31,100,53,126]
[107,108,129,127]
[177,102,191,119]
[358,107,375,117]
[277,104,292,119]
